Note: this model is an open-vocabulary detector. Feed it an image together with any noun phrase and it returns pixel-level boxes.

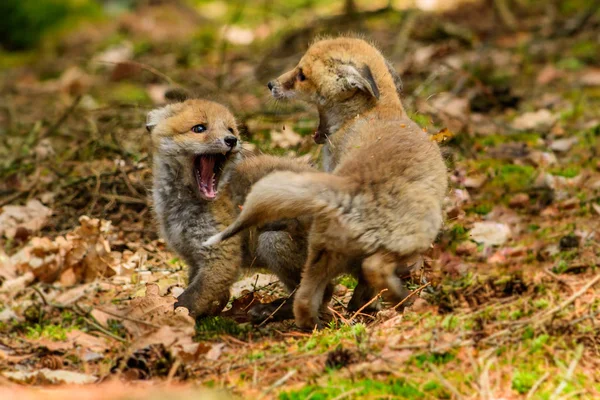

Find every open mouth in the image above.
[193,153,228,200]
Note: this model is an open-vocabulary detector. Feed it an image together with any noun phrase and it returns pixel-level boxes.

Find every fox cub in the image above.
[148,98,314,320]
[205,37,448,329]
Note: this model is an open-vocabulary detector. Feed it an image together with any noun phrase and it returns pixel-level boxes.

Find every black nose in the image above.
[267,81,274,90]
[224,136,238,148]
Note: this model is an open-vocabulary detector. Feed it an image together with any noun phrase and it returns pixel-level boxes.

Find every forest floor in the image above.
[1,1,600,399]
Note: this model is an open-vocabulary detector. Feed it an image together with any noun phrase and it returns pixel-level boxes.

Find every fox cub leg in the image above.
[247,226,307,323]
[175,243,242,318]
[362,251,422,307]
[294,247,347,330]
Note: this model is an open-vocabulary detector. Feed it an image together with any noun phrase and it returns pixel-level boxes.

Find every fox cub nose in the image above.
[224,136,238,148]
[267,81,274,90]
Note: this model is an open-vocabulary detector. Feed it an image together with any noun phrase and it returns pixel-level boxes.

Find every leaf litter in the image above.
[1,1,600,399]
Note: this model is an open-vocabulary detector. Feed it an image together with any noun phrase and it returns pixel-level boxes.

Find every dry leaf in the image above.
[120,283,195,337]
[430,128,454,143]
[0,200,52,239]
[223,26,254,45]
[3,369,97,384]
[270,126,303,149]
[469,222,511,246]
[512,109,556,131]
[430,93,469,119]
[550,137,578,152]
[580,68,600,87]
[10,216,122,285]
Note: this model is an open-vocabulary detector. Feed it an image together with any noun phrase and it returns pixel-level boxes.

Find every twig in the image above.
[257,288,296,327]
[31,286,49,306]
[99,193,148,205]
[166,358,182,383]
[550,345,583,400]
[331,388,362,400]
[536,274,600,323]
[95,307,161,328]
[96,61,178,86]
[393,282,430,310]
[493,0,517,31]
[542,268,574,292]
[260,369,296,398]
[350,289,387,321]
[553,0,600,37]
[41,95,82,141]
[428,362,464,400]
[526,372,549,400]
[392,9,419,58]
[83,316,127,343]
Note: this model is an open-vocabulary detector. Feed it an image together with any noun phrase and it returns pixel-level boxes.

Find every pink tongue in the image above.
[200,155,216,197]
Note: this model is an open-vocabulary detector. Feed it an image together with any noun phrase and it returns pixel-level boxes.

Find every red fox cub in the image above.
[148,98,315,321]
[205,38,448,329]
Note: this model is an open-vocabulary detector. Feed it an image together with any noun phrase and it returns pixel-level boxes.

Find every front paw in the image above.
[174,289,229,318]
[294,298,322,331]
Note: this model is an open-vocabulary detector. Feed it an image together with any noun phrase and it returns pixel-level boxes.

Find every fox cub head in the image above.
[147,99,241,201]
[268,37,402,106]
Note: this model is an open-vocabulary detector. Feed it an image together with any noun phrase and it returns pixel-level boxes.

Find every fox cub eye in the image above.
[191,124,207,133]
[228,127,234,133]
[297,70,306,82]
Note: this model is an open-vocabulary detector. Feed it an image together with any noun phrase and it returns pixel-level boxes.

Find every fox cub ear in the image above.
[146,105,174,132]
[339,64,380,100]
[164,87,191,102]
[384,58,403,97]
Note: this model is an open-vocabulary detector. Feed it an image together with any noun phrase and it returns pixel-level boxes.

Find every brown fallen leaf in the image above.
[270,126,303,149]
[430,127,455,143]
[0,200,52,240]
[3,368,97,385]
[10,216,125,285]
[119,283,195,337]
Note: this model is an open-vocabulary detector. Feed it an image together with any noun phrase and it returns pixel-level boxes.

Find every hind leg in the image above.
[347,272,382,313]
[294,246,348,330]
[362,251,421,306]
[247,227,308,323]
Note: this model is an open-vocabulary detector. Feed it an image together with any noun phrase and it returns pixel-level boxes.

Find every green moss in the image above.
[195,316,250,339]
[302,323,366,352]
[412,352,455,368]
[479,132,541,147]
[553,260,569,274]
[490,164,536,193]
[512,369,538,394]
[279,378,424,400]
[550,166,580,178]
[107,83,151,105]
[337,275,357,290]
[25,323,70,341]
[571,40,598,63]
[410,113,430,128]
[557,57,585,71]
[470,203,493,215]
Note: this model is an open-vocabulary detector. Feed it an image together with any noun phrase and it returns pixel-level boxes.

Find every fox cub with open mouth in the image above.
[205,37,448,329]
[149,98,314,321]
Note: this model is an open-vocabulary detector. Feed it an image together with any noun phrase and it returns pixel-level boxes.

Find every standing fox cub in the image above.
[205,37,448,329]
[149,98,314,320]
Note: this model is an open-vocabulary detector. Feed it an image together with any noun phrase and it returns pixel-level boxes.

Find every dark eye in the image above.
[297,70,306,82]
[228,127,234,133]
[191,124,207,133]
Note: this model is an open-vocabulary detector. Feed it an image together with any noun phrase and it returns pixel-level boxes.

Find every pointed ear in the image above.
[384,58,403,97]
[339,64,380,100]
[146,105,174,132]
[164,87,190,102]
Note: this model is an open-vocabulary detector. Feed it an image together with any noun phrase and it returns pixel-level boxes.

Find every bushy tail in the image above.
[203,171,352,246]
